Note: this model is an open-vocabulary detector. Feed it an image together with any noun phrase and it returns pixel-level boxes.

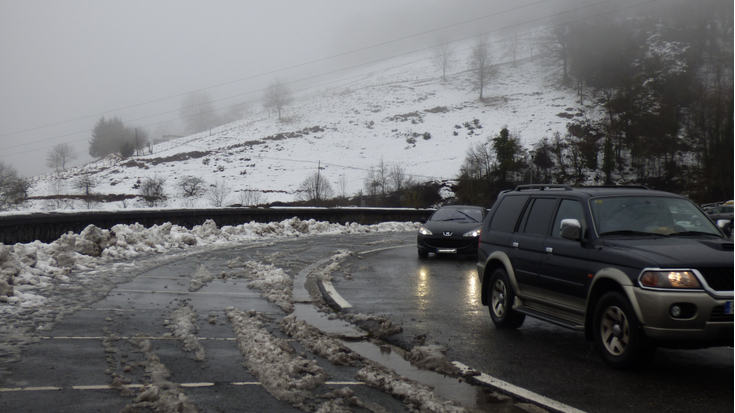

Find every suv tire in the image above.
[594,291,655,369]
[488,268,525,329]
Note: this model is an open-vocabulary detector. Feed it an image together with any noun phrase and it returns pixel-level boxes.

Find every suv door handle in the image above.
[546,247,553,253]
[512,242,519,248]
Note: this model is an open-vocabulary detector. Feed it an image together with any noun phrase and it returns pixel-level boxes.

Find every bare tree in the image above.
[46,143,79,172]
[503,31,522,65]
[468,37,495,101]
[526,27,540,58]
[179,176,207,198]
[207,179,231,207]
[75,175,99,209]
[180,91,220,134]
[542,18,574,84]
[74,175,98,196]
[363,159,390,198]
[263,78,293,120]
[337,175,348,199]
[389,163,414,193]
[139,176,167,207]
[296,172,334,205]
[237,187,264,206]
[430,40,455,81]
[0,161,31,210]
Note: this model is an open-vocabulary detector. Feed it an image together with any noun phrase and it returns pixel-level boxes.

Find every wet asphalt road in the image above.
[330,232,734,413]
[1,231,732,412]
[0,236,413,413]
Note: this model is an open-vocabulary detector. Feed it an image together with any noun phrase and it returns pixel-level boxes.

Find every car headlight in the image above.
[639,270,701,289]
[419,227,432,236]
[463,228,481,237]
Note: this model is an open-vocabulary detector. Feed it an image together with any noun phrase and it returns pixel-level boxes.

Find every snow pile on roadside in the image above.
[0,218,418,310]
[279,314,363,366]
[237,260,294,313]
[225,307,328,406]
[405,345,462,377]
[166,304,206,361]
[356,363,469,413]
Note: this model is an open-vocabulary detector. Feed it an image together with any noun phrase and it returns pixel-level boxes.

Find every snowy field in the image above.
[23,42,587,211]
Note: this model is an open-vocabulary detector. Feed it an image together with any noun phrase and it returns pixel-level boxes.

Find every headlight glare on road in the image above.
[639,270,701,289]
[419,227,432,236]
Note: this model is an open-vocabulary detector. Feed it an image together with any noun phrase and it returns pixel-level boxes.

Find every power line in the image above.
[0,0,556,140]
[0,0,662,160]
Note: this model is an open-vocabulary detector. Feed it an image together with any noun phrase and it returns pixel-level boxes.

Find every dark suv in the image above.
[477,185,734,369]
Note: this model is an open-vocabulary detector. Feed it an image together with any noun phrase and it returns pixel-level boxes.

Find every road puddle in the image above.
[343,340,483,410]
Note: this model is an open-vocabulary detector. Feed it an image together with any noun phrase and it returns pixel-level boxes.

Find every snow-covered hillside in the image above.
[27,47,587,210]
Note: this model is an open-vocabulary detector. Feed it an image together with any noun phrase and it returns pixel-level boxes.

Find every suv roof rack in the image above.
[582,185,650,190]
[514,184,573,191]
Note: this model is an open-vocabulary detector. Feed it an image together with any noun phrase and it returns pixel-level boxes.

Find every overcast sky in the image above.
[0,0,648,177]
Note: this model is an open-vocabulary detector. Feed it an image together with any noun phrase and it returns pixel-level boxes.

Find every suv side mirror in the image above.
[560,219,582,240]
[717,219,733,237]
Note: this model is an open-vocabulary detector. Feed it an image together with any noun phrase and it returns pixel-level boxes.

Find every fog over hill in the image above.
[23,46,585,211]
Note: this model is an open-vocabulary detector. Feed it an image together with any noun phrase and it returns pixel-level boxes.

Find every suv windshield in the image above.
[589,196,721,237]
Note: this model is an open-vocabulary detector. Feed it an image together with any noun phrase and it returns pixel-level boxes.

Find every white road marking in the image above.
[453,362,587,413]
[41,336,238,341]
[321,280,353,308]
[113,289,260,296]
[1,382,365,392]
[358,245,412,255]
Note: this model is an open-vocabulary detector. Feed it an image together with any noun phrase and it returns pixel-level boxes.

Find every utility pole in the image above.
[316,161,321,204]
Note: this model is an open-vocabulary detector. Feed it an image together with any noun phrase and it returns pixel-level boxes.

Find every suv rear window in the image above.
[489,195,529,233]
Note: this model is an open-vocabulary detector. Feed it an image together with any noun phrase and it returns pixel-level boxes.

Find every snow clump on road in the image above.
[279,314,363,366]
[0,218,418,310]
[234,260,295,313]
[166,304,206,361]
[356,363,469,413]
[225,307,328,407]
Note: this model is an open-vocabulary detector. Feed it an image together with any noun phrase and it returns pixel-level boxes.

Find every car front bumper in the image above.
[417,235,479,254]
[633,288,734,348]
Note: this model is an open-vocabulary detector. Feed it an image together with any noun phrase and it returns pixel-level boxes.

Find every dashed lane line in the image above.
[358,245,413,255]
[110,289,261,296]
[0,381,365,392]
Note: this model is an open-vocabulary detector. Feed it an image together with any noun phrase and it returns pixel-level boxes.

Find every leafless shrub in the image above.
[207,179,231,207]
[139,175,167,207]
[180,176,207,198]
[238,187,264,206]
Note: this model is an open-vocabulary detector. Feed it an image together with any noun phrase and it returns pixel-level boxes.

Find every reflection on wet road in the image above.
[333,233,734,413]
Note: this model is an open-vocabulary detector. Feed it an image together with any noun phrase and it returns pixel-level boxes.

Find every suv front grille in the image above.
[698,268,734,291]
[709,305,734,322]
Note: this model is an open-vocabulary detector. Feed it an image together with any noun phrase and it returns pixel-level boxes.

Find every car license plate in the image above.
[437,248,457,254]
[726,301,733,315]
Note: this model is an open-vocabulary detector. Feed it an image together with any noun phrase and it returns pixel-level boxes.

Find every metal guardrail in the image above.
[0,207,433,244]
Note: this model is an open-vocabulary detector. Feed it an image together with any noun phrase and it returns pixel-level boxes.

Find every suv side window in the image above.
[520,198,557,236]
[489,195,529,233]
[552,199,586,238]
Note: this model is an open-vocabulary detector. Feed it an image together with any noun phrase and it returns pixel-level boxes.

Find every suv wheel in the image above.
[418,249,429,258]
[488,268,525,329]
[594,292,655,369]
